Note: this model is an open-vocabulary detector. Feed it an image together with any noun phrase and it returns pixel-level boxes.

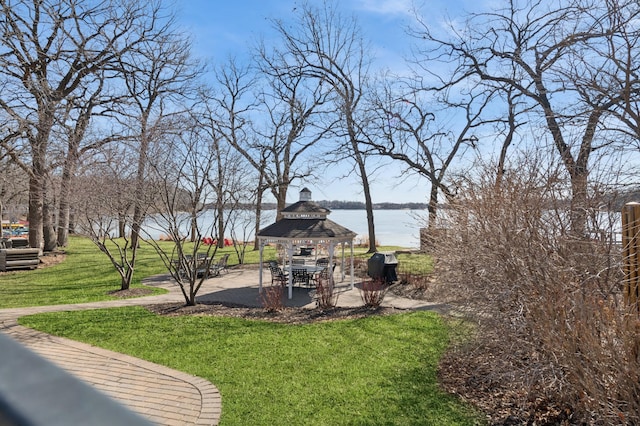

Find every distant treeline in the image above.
[258,200,427,210]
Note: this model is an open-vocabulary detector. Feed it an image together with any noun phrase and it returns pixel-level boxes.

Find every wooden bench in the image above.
[9,238,29,248]
[0,248,40,271]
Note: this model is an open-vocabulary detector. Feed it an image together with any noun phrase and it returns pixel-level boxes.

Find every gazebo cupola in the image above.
[280,188,330,220]
[300,187,312,202]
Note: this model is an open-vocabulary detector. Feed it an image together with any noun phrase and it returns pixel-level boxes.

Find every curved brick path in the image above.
[0,276,223,426]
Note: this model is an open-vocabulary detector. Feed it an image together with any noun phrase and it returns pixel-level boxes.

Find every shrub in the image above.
[398,272,432,290]
[260,284,284,312]
[431,159,638,424]
[314,275,338,310]
[359,279,388,308]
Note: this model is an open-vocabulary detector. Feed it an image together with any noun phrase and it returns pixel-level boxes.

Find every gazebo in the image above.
[257,188,357,299]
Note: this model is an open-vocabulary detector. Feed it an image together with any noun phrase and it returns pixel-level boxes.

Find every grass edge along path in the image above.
[20,308,483,426]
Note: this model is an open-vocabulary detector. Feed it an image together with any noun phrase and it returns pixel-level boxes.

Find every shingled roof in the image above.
[257,188,355,242]
[258,217,355,240]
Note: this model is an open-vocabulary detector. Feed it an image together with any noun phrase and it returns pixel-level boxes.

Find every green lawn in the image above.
[0,235,428,309]
[0,236,279,308]
[4,236,479,424]
[0,236,163,308]
[20,307,482,425]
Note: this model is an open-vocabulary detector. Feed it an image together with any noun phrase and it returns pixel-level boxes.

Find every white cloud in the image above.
[352,0,414,17]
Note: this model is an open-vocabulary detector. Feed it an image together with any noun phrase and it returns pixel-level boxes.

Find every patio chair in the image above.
[210,253,230,276]
[176,254,213,279]
[310,263,336,287]
[292,268,311,288]
[315,257,329,267]
[269,263,288,286]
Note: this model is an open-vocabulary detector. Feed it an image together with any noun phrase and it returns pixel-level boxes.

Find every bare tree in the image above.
[195,84,254,248]
[75,145,141,290]
[54,69,128,247]
[254,41,336,218]
[363,76,493,230]
[143,119,221,306]
[583,1,640,148]
[271,0,378,251]
[0,153,28,231]
[412,0,627,235]
[0,0,168,250]
[110,22,200,289]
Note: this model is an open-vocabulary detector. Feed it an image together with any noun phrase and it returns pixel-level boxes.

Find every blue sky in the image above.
[174,0,477,204]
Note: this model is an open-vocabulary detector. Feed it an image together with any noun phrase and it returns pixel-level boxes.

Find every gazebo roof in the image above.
[257,188,355,242]
[257,217,356,241]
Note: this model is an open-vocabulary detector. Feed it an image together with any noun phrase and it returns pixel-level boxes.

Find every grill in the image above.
[367,252,398,283]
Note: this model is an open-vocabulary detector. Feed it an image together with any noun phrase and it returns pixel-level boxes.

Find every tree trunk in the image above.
[569,170,589,238]
[276,183,289,221]
[118,215,127,238]
[360,171,377,253]
[56,191,71,246]
[127,125,149,289]
[352,149,376,253]
[190,214,198,242]
[27,174,44,251]
[43,204,57,251]
[68,210,76,235]
[348,110,376,252]
[56,160,75,247]
[122,259,135,291]
[253,171,265,251]
[42,181,57,252]
[27,113,54,252]
[495,92,516,189]
[217,206,225,248]
[428,184,438,231]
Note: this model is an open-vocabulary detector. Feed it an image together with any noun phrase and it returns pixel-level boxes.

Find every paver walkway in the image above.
[0,279,222,426]
[0,266,446,425]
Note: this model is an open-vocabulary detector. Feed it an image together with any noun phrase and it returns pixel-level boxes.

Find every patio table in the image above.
[284,264,325,274]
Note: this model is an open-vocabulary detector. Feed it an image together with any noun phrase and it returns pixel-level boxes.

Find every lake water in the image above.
[144,209,426,249]
[325,209,426,248]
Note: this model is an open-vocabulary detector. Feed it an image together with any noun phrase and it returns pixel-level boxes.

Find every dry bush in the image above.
[359,279,388,308]
[260,284,284,312]
[431,160,639,424]
[352,257,369,278]
[398,272,432,290]
[315,276,338,310]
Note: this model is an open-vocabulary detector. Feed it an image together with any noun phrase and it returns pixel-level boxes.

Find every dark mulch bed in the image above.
[145,301,400,325]
[388,282,430,300]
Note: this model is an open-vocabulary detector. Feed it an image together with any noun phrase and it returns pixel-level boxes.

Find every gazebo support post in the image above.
[328,242,335,284]
[258,240,264,294]
[286,242,294,299]
[349,243,354,290]
[340,243,346,282]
